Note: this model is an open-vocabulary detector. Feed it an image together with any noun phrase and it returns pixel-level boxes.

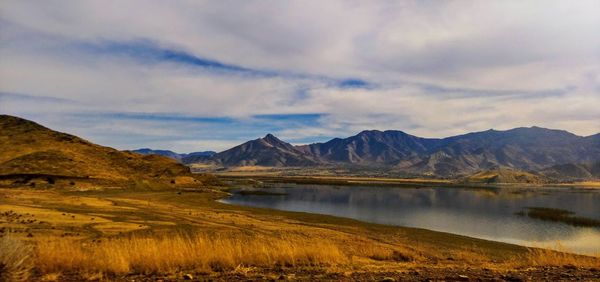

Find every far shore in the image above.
[212,168,600,189]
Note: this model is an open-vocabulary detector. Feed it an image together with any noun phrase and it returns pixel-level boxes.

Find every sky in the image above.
[1,1,599,152]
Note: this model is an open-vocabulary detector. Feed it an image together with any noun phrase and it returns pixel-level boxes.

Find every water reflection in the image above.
[222,184,600,255]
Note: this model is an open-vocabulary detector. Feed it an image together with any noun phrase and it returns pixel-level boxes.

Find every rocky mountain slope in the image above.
[297,130,439,164]
[0,115,200,189]
[190,127,600,177]
[540,161,600,181]
[191,134,319,167]
[399,127,599,176]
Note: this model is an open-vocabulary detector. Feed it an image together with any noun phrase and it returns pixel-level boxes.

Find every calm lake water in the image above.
[221,184,600,255]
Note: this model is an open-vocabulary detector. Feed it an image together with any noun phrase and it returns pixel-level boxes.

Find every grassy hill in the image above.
[463,168,545,184]
[0,115,202,189]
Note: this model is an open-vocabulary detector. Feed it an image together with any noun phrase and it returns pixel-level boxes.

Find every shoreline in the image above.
[220,186,600,256]
[216,173,600,189]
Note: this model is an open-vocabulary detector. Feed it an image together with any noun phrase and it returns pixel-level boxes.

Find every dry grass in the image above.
[29,235,600,278]
[38,272,61,282]
[525,248,600,268]
[346,240,420,263]
[35,233,347,275]
[228,166,275,172]
[558,181,600,188]
[0,236,34,282]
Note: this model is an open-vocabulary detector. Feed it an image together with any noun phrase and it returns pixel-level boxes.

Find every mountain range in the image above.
[132,148,215,162]
[183,127,600,178]
[4,114,598,181]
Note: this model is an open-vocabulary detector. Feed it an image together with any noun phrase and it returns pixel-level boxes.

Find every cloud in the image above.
[0,1,599,152]
[0,92,75,103]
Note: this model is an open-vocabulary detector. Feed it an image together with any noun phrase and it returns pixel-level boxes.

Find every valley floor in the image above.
[0,186,599,281]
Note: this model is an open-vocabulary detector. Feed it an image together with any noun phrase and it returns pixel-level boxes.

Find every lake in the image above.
[221,184,600,255]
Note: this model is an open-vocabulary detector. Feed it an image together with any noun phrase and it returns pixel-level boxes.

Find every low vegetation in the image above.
[36,233,346,275]
[463,168,545,184]
[525,247,600,268]
[10,233,600,281]
[523,207,600,227]
[0,236,34,282]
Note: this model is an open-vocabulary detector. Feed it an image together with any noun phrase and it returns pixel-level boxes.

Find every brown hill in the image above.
[463,168,545,184]
[0,115,200,189]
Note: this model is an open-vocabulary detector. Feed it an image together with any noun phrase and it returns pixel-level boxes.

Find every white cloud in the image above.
[1,0,599,151]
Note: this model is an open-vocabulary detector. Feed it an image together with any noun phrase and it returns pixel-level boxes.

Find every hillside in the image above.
[463,168,545,184]
[0,115,201,189]
[188,127,600,178]
[541,161,600,181]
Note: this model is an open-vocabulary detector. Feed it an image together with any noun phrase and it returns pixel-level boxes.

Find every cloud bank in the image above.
[1,1,599,152]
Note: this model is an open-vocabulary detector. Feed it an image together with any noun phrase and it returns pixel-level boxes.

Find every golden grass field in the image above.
[0,186,599,281]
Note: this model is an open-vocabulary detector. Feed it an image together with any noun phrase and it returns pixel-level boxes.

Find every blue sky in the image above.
[1,1,599,152]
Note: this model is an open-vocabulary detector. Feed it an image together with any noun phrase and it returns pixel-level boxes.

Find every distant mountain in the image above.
[541,161,600,181]
[297,130,439,164]
[180,151,217,164]
[196,134,318,167]
[132,148,215,162]
[584,133,600,147]
[402,127,598,176]
[133,148,182,161]
[189,127,600,177]
[185,151,217,158]
[0,115,200,189]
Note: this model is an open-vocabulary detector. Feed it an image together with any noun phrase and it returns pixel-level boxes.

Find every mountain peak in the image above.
[202,133,317,167]
[360,130,381,133]
[262,133,286,145]
[357,130,382,135]
[352,130,418,141]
